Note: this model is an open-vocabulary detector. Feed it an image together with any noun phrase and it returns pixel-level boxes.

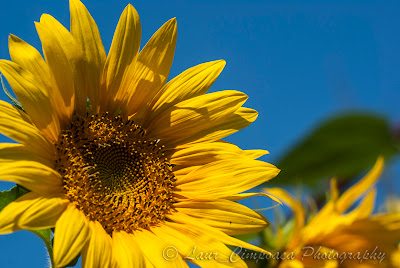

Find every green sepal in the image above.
[86,98,92,113]
[0,74,25,112]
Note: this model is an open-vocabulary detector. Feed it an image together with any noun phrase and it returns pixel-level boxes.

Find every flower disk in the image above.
[55,112,176,234]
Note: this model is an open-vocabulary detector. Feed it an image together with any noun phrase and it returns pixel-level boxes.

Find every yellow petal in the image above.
[170,141,245,166]
[318,214,400,265]
[101,4,141,112]
[53,205,90,267]
[146,60,226,125]
[82,221,112,268]
[70,0,106,113]
[177,159,279,199]
[264,188,305,249]
[304,189,377,244]
[175,199,269,235]
[190,107,258,144]
[152,223,248,268]
[0,60,60,141]
[148,90,248,146]
[0,161,62,195]
[0,100,54,157]
[122,18,177,116]
[336,156,384,213]
[330,178,339,203]
[0,143,52,167]
[167,212,269,255]
[112,231,146,268]
[171,144,270,177]
[35,14,85,121]
[227,192,283,205]
[0,192,67,234]
[7,34,61,140]
[8,34,51,91]
[242,149,269,159]
[133,229,189,267]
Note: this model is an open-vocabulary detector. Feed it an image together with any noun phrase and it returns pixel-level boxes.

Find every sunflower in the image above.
[264,157,400,268]
[0,0,280,267]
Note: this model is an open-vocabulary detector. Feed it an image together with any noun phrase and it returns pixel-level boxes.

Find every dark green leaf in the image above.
[0,185,29,212]
[269,113,399,186]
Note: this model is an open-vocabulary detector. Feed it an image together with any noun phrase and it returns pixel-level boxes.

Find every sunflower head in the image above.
[0,0,279,267]
[56,112,176,234]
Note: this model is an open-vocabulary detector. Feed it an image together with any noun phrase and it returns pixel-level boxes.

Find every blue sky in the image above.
[0,0,399,267]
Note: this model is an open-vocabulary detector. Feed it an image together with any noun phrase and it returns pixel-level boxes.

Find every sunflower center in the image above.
[54,113,176,234]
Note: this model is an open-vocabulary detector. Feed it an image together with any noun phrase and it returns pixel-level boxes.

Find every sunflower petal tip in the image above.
[219,59,227,66]
[8,34,19,41]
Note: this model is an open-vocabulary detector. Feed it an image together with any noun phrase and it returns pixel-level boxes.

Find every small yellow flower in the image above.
[0,0,280,267]
[265,157,400,268]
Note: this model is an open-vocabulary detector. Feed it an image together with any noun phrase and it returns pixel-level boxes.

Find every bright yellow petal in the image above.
[0,192,67,234]
[8,34,51,90]
[0,60,60,141]
[189,107,258,144]
[152,223,248,268]
[171,144,270,177]
[35,14,85,121]
[122,18,177,116]
[112,231,146,268]
[227,192,282,205]
[101,4,141,113]
[0,100,54,157]
[53,205,90,267]
[167,211,269,256]
[133,229,189,267]
[146,60,226,126]
[242,149,269,159]
[336,157,384,213]
[175,199,269,235]
[161,219,255,267]
[148,90,248,146]
[7,34,60,141]
[170,141,245,166]
[0,161,62,195]
[177,159,279,199]
[0,143,52,167]
[82,221,112,268]
[70,0,106,113]
[264,188,305,250]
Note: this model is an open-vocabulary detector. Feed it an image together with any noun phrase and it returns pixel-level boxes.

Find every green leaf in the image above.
[0,185,55,267]
[0,185,29,212]
[269,113,399,186]
[0,74,25,112]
